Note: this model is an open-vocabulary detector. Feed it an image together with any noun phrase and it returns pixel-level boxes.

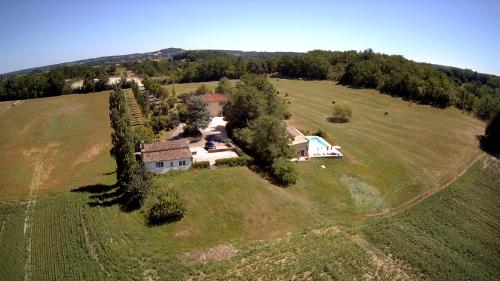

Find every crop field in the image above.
[0,92,116,201]
[123,88,145,126]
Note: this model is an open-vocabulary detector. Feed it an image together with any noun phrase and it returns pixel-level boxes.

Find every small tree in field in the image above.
[330,103,352,123]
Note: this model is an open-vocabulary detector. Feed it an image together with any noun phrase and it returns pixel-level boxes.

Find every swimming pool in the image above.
[307,136,330,148]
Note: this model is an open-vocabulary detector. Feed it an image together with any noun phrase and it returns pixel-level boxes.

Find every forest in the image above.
[1,49,499,120]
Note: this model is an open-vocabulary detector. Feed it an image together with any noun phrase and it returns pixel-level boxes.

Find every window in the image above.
[179,160,186,166]
[300,150,305,157]
[219,101,224,106]
[170,162,174,167]
[155,162,164,168]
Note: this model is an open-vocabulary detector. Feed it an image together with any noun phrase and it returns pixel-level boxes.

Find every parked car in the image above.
[205,141,216,150]
[205,134,216,141]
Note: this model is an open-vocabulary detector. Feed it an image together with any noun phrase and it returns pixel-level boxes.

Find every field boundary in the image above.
[355,153,484,220]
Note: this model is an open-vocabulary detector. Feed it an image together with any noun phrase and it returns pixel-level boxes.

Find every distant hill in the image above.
[1,48,302,77]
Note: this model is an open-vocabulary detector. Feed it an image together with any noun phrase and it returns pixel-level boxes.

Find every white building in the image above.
[141,139,192,173]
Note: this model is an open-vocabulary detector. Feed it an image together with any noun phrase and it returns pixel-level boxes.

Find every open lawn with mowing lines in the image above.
[0,92,115,202]
[272,79,484,220]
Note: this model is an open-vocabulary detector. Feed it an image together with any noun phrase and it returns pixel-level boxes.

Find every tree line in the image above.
[3,49,499,121]
[271,49,500,120]
[0,64,122,101]
[109,88,151,210]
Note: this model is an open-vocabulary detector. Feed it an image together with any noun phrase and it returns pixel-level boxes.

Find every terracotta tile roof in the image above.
[141,139,192,162]
[200,93,229,103]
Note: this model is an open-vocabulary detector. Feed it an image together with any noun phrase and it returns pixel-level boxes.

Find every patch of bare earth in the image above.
[73,143,108,167]
[184,244,237,264]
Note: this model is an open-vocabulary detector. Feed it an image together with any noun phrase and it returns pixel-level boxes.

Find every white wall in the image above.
[144,158,192,174]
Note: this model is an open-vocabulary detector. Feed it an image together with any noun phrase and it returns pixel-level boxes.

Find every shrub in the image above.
[215,155,253,167]
[271,157,298,187]
[234,147,249,157]
[192,161,210,169]
[329,103,352,123]
[146,188,186,225]
[313,129,328,139]
[182,124,201,137]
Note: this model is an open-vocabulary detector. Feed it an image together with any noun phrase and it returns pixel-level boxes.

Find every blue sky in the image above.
[1,0,499,75]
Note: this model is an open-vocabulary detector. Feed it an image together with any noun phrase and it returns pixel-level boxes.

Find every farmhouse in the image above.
[286,123,343,160]
[200,93,229,117]
[141,139,193,173]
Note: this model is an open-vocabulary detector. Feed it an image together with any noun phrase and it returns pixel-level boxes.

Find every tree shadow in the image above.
[146,215,183,227]
[71,183,128,209]
[102,169,117,176]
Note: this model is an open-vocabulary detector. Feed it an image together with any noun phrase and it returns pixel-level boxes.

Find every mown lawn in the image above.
[0,92,116,201]
[272,79,484,218]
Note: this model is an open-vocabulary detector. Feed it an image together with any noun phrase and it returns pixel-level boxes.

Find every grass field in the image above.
[0,80,494,280]
[0,92,115,201]
[272,79,484,220]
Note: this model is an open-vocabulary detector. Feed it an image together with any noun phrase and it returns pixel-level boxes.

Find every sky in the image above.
[1,0,499,75]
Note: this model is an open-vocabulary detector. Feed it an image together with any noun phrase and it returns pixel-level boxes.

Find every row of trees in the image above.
[109,89,151,210]
[223,75,298,186]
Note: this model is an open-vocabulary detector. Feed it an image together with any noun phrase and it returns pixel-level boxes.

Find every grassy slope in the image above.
[359,157,500,280]
[0,92,115,201]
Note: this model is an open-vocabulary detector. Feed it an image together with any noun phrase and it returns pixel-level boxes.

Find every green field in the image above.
[359,156,500,280]
[0,80,495,280]
[0,92,115,202]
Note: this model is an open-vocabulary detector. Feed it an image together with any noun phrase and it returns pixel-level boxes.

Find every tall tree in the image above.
[186,96,210,130]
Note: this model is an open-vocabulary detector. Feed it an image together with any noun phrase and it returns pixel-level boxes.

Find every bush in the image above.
[329,103,352,123]
[182,124,202,137]
[271,157,298,187]
[192,161,210,169]
[234,147,249,157]
[313,129,328,139]
[215,155,253,167]
[146,188,186,225]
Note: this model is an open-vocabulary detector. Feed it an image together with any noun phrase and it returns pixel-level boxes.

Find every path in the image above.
[354,153,484,221]
[23,159,42,281]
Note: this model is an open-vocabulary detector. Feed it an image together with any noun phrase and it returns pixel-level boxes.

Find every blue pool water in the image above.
[308,136,330,148]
